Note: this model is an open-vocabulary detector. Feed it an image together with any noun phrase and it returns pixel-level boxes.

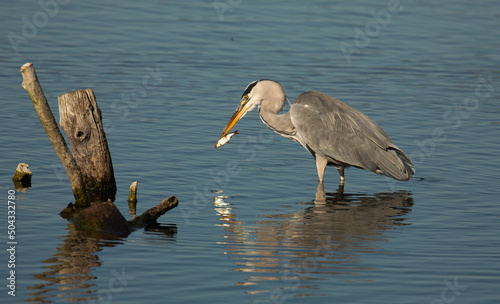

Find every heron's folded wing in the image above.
[291,91,413,180]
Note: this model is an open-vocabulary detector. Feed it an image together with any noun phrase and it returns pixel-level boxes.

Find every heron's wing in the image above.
[290,91,414,180]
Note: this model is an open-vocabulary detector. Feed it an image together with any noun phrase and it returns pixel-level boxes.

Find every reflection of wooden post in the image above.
[20,63,89,208]
[59,89,116,203]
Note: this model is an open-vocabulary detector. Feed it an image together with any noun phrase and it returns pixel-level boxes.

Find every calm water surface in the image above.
[1,0,499,303]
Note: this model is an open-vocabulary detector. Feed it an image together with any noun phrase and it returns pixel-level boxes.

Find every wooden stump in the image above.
[12,162,32,188]
[128,181,138,216]
[58,89,116,203]
[21,63,179,237]
[128,181,138,203]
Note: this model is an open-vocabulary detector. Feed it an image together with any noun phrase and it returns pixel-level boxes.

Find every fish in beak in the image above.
[215,96,252,148]
[215,130,239,148]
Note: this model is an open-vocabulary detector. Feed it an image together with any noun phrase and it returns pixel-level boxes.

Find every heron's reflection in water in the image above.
[213,186,413,297]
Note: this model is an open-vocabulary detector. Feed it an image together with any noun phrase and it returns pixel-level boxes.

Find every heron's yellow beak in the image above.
[216,96,251,148]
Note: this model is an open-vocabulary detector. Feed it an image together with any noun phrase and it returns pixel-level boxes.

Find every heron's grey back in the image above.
[290,91,414,181]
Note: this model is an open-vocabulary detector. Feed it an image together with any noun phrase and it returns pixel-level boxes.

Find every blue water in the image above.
[1,0,499,303]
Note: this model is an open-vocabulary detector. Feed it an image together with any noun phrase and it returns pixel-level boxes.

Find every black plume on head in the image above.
[241,79,278,98]
[241,80,259,98]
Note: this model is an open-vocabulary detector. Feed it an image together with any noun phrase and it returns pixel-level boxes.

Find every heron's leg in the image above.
[337,168,345,185]
[315,156,327,186]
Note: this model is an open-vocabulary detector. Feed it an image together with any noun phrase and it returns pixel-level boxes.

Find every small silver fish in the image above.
[215,131,239,148]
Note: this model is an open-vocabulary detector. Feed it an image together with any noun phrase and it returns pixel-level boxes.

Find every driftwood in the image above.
[12,162,32,189]
[58,89,116,203]
[128,181,138,203]
[20,62,178,236]
[130,196,178,227]
[21,63,89,208]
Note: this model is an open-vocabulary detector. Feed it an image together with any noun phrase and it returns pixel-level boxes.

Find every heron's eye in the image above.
[241,96,249,104]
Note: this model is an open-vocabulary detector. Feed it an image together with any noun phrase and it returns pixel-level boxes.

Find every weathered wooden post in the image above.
[58,89,116,203]
[20,63,89,208]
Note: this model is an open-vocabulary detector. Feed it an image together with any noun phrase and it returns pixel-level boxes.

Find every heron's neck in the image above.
[258,97,296,139]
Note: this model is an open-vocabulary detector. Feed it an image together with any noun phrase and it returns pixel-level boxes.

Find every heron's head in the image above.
[216,80,284,146]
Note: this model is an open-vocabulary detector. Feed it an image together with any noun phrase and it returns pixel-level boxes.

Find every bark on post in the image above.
[58,89,116,203]
[20,63,89,208]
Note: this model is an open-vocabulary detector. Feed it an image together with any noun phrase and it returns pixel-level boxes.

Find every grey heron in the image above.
[216,80,414,186]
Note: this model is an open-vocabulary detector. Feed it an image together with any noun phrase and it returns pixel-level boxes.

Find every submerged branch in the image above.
[131,196,179,228]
